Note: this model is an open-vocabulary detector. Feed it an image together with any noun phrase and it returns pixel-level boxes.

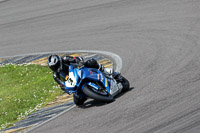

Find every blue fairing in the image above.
[79,67,111,93]
[63,65,79,94]
[64,65,111,95]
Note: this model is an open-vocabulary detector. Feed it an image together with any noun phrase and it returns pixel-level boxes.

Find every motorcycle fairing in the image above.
[64,65,117,96]
[64,65,79,94]
[78,67,111,94]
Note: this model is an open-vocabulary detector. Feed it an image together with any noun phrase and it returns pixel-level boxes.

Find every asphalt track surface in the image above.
[0,0,200,133]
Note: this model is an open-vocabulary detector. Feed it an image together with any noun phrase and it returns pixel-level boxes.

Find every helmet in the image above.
[48,55,62,72]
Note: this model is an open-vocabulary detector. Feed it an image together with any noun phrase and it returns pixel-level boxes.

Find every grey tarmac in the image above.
[0,0,200,133]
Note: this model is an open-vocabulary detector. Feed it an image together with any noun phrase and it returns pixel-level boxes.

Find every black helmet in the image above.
[48,55,62,72]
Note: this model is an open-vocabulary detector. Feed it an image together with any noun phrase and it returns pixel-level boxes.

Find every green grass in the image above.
[0,64,63,130]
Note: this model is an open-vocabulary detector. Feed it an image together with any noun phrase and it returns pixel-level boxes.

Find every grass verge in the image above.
[0,64,63,130]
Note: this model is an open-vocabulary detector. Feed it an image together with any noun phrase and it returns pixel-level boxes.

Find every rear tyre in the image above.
[114,74,130,91]
[83,85,114,103]
[121,75,130,91]
[73,94,87,106]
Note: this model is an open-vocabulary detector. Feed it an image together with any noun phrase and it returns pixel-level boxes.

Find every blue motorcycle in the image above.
[63,64,130,106]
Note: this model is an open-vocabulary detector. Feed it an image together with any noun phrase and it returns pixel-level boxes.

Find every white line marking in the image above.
[24,105,76,133]
[0,50,122,72]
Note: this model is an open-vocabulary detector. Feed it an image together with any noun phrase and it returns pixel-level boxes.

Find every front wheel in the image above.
[83,85,114,103]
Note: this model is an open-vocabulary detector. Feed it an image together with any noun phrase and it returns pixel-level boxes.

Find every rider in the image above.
[47,54,109,98]
[48,54,110,106]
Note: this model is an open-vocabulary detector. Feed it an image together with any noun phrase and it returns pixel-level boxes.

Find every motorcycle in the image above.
[63,63,130,106]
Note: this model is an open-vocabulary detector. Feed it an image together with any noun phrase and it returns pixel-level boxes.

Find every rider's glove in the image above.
[59,84,65,91]
[75,57,84,63]
[75,57,84,67]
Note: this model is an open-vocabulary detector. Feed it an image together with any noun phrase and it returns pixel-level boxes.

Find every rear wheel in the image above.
[83,85,114,103]
[73,94,87,106]
[121,75,130,91]
[114,74,130,91]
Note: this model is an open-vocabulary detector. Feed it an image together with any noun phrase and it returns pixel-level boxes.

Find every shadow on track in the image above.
[79,87,134,109]
[115,87,134,99]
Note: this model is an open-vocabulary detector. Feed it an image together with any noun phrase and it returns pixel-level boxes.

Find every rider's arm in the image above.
[63,56,83,64]
[53,72,65,91]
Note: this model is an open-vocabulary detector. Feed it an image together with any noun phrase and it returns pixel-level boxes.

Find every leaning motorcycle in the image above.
[62,63,130,106]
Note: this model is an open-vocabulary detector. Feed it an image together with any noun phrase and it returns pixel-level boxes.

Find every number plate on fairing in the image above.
[65,72,76,87]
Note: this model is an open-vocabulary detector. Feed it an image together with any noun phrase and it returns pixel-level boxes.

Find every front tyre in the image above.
[83,85,114,103]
